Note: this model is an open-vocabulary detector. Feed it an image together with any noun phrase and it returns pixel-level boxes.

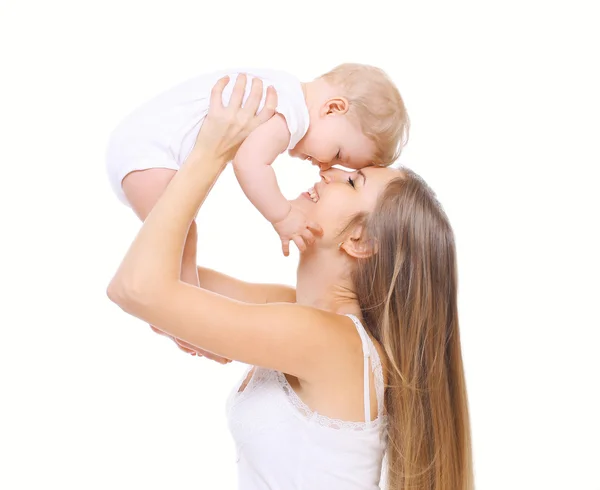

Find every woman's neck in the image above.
[295,249,362,316]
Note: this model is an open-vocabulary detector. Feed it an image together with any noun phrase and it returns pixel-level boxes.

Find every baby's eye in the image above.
[348,177,356,188]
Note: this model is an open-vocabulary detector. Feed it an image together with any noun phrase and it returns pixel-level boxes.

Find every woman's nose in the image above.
[319,168,344,183]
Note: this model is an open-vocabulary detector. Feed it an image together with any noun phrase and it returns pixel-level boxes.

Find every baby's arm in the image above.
[233,113,292,224]
[234,114,322,255]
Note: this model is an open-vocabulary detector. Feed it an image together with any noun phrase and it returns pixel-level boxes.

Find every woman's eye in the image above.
[348,177,355,188]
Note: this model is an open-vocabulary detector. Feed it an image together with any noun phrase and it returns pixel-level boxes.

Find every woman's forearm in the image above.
[108,148,225,301]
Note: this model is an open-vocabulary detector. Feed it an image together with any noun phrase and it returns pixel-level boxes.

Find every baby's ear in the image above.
[323,97,350,116]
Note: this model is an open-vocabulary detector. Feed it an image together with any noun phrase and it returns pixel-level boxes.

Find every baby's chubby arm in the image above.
[234,114,322,255]
[233,113,292,223]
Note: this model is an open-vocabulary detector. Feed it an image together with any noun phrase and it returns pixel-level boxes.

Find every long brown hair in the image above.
[353,169,473,490]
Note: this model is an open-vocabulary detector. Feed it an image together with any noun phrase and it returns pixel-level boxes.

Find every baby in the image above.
[106,63,409,290]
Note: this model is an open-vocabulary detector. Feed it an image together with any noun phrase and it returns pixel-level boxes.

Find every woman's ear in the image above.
[321,97,349,117]
[339,226,378,259]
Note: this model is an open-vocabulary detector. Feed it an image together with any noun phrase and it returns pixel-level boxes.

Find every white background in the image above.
[1,0,599,489]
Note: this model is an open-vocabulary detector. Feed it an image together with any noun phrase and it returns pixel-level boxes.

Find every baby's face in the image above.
[290,114,376,171]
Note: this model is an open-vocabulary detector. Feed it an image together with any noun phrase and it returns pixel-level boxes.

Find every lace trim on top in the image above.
[276,371,385,431]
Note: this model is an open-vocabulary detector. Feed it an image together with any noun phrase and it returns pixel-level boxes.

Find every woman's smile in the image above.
[308,184,320,202]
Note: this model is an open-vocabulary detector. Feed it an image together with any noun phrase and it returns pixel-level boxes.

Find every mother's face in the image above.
[292,166,400,247]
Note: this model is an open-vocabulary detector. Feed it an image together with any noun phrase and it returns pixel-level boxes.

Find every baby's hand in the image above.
[273,204,323,257]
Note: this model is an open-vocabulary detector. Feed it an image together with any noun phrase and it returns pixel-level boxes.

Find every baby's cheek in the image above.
[307,134,330,158]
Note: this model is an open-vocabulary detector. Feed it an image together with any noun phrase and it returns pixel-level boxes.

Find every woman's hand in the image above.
[194,74,278,164]
[150,326,231,364]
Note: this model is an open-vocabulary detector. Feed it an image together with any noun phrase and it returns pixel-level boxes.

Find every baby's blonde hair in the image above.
[320,63,409,166]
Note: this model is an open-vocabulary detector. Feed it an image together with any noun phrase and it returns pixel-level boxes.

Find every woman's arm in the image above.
[155,267,295,361]
[197,266,296,304]
[121,168,200,287]
[121,168,200,340]
[107,75,344,381]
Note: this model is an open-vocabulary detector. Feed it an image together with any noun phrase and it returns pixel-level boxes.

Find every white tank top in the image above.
[226,314,388,490]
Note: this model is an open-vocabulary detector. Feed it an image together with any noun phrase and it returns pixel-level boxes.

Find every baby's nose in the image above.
[316,161,333,171]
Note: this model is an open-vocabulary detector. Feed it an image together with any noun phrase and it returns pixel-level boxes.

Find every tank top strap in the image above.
[345,314,385,423]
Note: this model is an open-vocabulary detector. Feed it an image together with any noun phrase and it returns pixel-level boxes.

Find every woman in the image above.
[108,75,473,490]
